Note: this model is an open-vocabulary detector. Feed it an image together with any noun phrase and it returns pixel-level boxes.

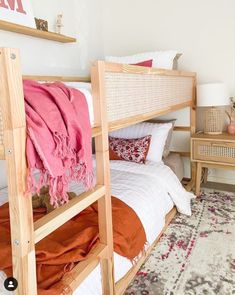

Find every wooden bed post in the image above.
[191,75,197,135]
[186,75,197,192]
[0,48,37,294]
[91,61,115,294]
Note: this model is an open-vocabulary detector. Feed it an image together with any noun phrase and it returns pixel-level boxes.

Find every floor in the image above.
[125,185,235,295]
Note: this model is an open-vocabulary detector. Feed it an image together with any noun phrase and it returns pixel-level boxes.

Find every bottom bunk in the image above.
[0,157,194,295]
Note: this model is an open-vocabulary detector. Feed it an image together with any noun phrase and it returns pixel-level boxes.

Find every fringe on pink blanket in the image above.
[23,80,95,207]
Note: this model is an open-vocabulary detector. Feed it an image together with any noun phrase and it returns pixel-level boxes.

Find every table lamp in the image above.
[197,83,230,134]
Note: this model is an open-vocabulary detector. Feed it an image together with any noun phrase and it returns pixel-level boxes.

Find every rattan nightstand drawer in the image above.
[192,139,235,165]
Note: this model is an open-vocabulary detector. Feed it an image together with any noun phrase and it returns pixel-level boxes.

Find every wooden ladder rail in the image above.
[186,74,197,192]
[91,61,115,294]
[0,48,37,294]
[0,49,115,294]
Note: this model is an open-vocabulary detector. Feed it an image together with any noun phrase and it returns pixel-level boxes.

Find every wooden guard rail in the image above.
[0,125,190,161]
[0,127,101,161]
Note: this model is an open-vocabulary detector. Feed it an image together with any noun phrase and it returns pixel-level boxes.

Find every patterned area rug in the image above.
[125,191,235,295]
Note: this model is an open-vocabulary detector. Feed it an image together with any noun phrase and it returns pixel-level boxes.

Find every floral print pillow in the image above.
[109,135,152,164]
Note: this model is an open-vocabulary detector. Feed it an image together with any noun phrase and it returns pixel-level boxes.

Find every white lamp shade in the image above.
[197,83,230,107]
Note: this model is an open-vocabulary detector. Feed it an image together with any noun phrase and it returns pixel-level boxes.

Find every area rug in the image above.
[125,191,235,295]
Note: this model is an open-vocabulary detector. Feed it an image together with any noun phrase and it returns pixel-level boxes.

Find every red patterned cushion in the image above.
[109,135,152,164]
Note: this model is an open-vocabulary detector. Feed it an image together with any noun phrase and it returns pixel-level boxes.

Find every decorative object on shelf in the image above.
[226,97,235,135]
[197,83,230,135]
[0,0,36,28]
[0,20,76,43]
[35,18,48,32]
[55,13,63,34]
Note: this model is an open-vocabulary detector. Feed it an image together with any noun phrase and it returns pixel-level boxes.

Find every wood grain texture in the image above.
[0,20,76,43]
[199,163,235,170]
[0,144,5,159]
[173,126,191,132]
[187,75,197,192]
[192,132,235,141]
[34,185,106,243]
[23,75,90,82]
[108,101,193,132]
[0,48,37,295]
[92,60,115,294]
[170,151,190,157]
[195,162,202,196]
[115,207,177,295]
[0,114,100,161]
[92,126,102,137]
[104,62,196,78]
[202,168,209,184]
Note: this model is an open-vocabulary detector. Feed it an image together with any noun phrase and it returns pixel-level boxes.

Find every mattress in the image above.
[0,159,194,295]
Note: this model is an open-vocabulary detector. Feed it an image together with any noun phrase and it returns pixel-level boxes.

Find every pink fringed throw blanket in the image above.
[24,80,94,207]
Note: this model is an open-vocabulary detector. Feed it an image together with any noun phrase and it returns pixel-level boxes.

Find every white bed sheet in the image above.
[73,159,194,294]
[72,160,176,295]
[0,160,194,295]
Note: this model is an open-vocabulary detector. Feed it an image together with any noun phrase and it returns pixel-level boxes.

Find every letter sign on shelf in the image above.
[0,0,36,28]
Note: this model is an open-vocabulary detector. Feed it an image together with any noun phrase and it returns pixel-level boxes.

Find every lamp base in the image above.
[204,107,223,134]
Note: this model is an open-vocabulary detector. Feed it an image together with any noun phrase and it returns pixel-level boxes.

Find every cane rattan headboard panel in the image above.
[105,72,194,122]
[95,62,196,131]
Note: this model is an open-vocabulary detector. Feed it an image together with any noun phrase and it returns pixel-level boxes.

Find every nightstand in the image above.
[191,133,235,195]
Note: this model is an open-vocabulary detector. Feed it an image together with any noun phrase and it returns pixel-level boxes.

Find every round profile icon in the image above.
[4,277,18,291]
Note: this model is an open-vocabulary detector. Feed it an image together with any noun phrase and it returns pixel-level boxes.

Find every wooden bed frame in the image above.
[0,47,196,295]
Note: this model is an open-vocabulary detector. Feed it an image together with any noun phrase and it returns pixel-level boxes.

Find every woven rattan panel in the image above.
[0,107,3,145]
[105,72,193,122]
[199,145,235,159]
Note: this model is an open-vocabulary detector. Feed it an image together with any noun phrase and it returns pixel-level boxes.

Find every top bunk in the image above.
[0,47,196,160]
[92,61,196,132]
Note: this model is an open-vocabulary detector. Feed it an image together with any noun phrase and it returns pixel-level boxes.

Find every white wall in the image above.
[0,0,104,188]
[1,0,104,75]
[102,0,235,183]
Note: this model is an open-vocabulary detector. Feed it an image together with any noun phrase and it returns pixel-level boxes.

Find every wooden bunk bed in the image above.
[0,47,196,295]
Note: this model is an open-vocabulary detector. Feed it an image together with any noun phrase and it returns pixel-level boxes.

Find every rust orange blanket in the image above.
[0,197,146,294]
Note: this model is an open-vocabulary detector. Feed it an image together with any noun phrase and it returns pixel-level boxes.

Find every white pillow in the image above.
[63,82,91,92]
[109,122,172,163]
[105,50,178,70]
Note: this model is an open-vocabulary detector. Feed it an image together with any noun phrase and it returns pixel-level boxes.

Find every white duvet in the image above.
[0,160,194,295]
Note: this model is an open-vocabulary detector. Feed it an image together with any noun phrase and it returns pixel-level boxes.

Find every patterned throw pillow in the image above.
[109,135,152,164]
